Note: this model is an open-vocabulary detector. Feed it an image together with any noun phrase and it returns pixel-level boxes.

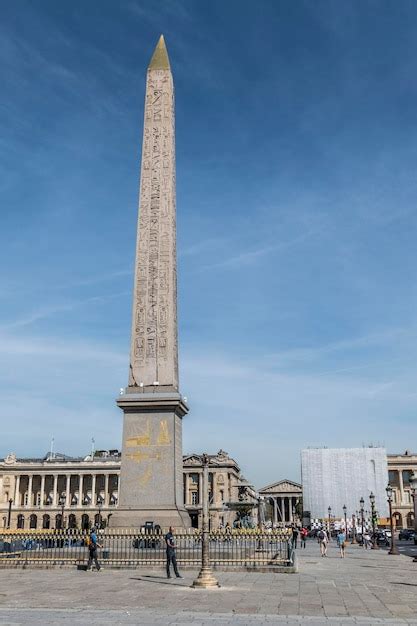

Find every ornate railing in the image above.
[0,528,293,569]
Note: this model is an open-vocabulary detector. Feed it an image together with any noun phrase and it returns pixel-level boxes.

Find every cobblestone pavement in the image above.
[0,539,416,624]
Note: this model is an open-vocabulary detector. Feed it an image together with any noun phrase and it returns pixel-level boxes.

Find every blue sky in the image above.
[1,0,417,486]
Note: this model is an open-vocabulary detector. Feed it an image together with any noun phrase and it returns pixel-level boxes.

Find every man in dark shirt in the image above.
[165,526,182,579]
[292,526,299,549]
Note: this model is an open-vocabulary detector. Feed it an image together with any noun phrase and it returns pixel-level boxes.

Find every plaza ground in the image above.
[0,539,417,624]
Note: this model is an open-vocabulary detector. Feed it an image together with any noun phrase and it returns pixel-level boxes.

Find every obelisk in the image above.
[113,36,190,528]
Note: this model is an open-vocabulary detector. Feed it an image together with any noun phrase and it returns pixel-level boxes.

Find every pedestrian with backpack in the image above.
[317,528,329,557]
[86,527,102,571]
[300,527,308,549]
[337,529,346,558]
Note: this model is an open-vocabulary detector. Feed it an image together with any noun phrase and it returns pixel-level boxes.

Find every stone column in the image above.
[52,475,58,507]
[40,475,45,507]
[289,497,293,523]
[273,498,278,525]
[198,473,203,506]
[281,497,285,523]
[185,474,190,506]
[65,475,71,507]
[91,475,96,507]
[79,474,84,506]
[104,474,109,507]
[14,475,20,506]
[399,470,405,505]
[27,475,33,508]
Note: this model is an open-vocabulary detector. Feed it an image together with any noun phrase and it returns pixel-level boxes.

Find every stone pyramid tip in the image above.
[149,34,170,70]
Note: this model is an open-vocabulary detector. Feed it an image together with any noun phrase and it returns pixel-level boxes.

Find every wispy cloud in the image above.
[199,228,322,272]
[0,291,130,331]
[265,326,413,366]
[181,340,417,485]
[61,270,132,289]
[180,237,230,258]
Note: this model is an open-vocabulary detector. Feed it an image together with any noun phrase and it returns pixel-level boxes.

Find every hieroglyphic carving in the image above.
[157,419,170,445]
[126,420,151,447]
[128,61,179,388]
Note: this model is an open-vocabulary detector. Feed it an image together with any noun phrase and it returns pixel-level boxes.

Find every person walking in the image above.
[337,529,346,558]
[317,528,329,557]
[165,526,183,579]
[300,527,308,549]
[291,526,299,549]
[363,531,372,549]
[86,527,102,571]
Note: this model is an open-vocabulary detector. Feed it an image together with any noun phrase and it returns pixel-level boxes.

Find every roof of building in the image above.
[183,450,240,471]
[0,450,122,465]
[259,479,302,494]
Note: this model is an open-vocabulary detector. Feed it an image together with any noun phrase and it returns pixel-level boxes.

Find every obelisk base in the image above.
[110,507,190,530]
[112,391,191,530]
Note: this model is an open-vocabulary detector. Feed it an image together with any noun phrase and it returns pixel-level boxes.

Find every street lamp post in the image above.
[369,492,379,550]
[409,472,417,563]
[351,514,357,544]
[7,498,13,529]
[58,494,65,530]
[360,497,365,546]
[192,453,219,588]
[343,504,347,537]
[386,485,399,555]
[328,506,331,536]
[97,495,104,529]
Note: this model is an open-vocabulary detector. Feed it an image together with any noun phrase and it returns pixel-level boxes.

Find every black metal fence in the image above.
[0,529,294,569]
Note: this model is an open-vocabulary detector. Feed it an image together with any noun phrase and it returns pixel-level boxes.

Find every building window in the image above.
[220,490,224,502]
[190,473,198,484]
[191,492,198,506]
[403,470,413,487]
[36,493,41,506]
[388,470,400,487]
[24,493,28,506]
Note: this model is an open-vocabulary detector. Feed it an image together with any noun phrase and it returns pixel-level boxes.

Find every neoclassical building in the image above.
[0,449,257,530]
[0,451,120,531]
[388,450,417,529]
[183,450,258,529]
[259,479,302,525]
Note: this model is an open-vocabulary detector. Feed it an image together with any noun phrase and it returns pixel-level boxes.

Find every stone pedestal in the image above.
[112,392,191,529]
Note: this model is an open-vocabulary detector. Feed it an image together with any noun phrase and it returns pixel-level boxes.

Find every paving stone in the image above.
[0,541,415,623]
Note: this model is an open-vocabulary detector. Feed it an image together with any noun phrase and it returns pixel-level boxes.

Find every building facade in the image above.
[387,450,417,529]
[0,451,120,531]
[301,447,389,520]
[259,479,302,525]
[0,449,256,530]
[183,450,258,529]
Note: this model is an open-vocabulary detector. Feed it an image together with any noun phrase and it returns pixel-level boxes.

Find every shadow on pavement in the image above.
[130,576,189,587]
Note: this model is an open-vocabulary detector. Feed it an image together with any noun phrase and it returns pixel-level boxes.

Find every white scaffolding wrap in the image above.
[301,447,389,519]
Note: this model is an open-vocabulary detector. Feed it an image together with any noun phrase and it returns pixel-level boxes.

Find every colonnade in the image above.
[184,472,218,506]
[389,469,412,506]
[270,496,299,525]
[13,473,119,508]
